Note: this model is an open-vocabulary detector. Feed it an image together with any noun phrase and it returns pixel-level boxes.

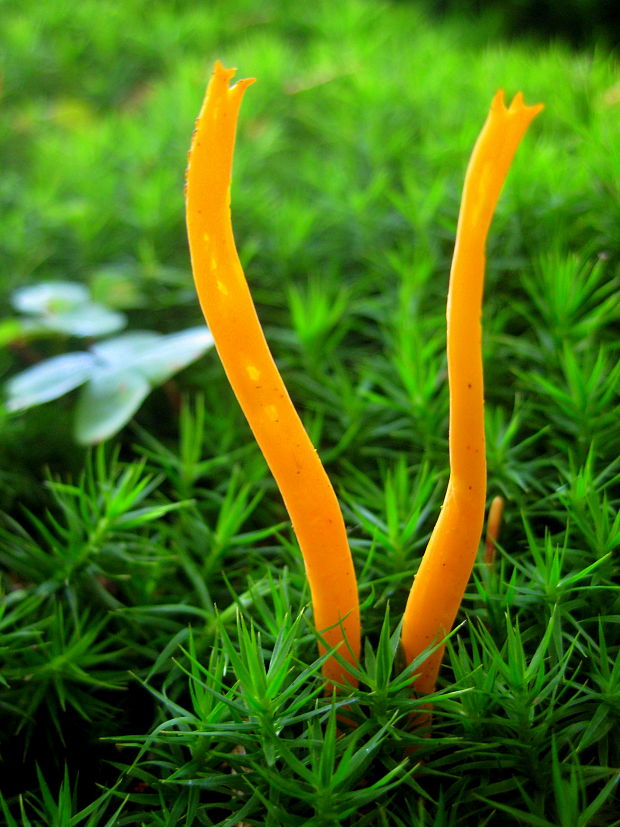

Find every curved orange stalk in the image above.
[484,495,505,566]
[185,62,360,687]
[401,91,543,699]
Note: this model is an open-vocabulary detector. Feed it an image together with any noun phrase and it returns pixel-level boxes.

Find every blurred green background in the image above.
[1,0,617,493]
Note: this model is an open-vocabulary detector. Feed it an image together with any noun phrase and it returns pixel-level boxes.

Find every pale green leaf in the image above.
[5,352,95,412]
[73,369,150,445]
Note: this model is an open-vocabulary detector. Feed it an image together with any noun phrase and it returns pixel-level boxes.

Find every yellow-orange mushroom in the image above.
[484,495,505,566]
[185,62,360,687]
[401,91,543,701]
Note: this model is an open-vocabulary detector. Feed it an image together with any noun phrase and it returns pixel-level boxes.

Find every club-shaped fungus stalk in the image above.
[484,495,505,566]
[401,91,543,703]
[185,62,360,687]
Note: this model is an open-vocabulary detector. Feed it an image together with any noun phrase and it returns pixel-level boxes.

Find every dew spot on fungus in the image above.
[246,365,261,381]
[217,280,229,296]
[265,404,278,422]
[210,255,217,271]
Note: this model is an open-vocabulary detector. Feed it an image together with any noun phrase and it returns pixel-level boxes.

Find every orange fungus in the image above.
[185,62,360,687]
[401,91,543,698]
